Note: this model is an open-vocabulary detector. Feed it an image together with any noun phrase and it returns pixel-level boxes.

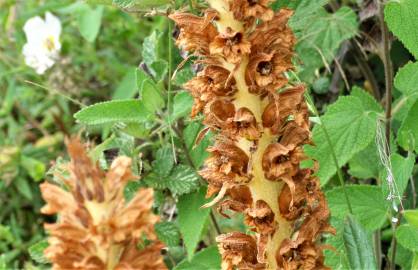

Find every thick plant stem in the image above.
[170,1,332,268]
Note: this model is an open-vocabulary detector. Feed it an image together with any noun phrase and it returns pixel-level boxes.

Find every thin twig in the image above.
[377,1,397,269]
[167,17,178,164]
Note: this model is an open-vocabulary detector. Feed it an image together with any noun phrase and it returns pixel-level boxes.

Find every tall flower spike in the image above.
[40,138,166,270]
[171,1,333,269]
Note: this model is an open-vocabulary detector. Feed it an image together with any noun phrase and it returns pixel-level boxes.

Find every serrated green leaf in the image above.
[396,224,418,252]
[74,100,152,125]
[29,240,49,264]
[305,89,381,185]
[292,6,358,81]
[165,165,200,196]
[326,185,389,231]
[405,210,418,229]
[172,91,193,120]
[112,67,137,100]
[343,215,377,270]
[145,165,200,196]
[382,153,415,201]
[174,246,221,270]
[155,221,181,247]
[154,146,175,178]
[76,4,104,42]
[385,0,418,59]
[398,99,418,152]
[178,187,211,260]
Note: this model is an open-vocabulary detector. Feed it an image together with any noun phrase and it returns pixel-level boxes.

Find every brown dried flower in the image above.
[40,138,166,270]
[171,1,331,269]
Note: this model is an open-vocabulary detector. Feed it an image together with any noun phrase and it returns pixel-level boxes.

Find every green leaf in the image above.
[172,91,193,120]
[343,215,377,270]
[15,177,33,200]
[292,6,358,81]
[113,0,170,9]
[385,0,418,59]
[76,4,104,42]
[382,153,415,201]
[305,89,382,185]
[174,246,221,270]
[390,242,413,270]
[325,185,389,231]
[165,165,200,196]
[74,100,152,125]
[145,165,200,196]
[184,122,212,168]
[112,67,138,100]
[150,60,168,81]
[142,31,164,67]
[398,99,418,152]
[21,155,45,182]
[324,218,350,270]
[155,221,181,247]
[396,224,418,252]
[153,146,175,178]
[0,225,13,244]
[141,80,165,112]
[28,240,49,264]
[393,62,418,122]
[178,187,211,260]
[404,210,418,228]
[413,253,418,269]
[348,142,381,180]
[124,180,142,202]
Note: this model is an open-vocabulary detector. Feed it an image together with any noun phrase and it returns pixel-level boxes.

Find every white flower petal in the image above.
[45,12,62,40]
[23,16,48,45]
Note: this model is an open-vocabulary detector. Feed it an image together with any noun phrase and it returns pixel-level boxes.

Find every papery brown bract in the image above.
[40,139,166,270]
[171,1,332,269]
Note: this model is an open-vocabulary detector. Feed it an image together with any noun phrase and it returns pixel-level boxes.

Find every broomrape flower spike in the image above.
[22,12,61,75]
[40,138,166,270]
[170,1,333,269]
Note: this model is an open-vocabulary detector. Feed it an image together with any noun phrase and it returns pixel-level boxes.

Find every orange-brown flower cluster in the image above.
[171,1,332,269]
[40,139,166,270]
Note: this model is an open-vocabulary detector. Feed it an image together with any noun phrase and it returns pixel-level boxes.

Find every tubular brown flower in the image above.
[40,138,166,270]
[171,1,332,269]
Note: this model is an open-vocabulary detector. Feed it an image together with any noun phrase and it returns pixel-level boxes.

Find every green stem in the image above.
[167,17,177,163]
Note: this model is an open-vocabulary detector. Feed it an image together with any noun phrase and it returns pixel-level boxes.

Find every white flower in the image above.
[22,12,62,75]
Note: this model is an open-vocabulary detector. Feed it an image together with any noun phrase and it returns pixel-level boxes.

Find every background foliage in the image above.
[1,0,418,269]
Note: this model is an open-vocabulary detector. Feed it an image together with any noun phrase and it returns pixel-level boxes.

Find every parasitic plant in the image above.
[40,139,166,270]
[170,1,334,269]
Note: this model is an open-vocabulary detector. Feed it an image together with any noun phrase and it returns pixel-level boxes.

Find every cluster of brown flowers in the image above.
[171,1,333,269]
[40,139,166,270]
